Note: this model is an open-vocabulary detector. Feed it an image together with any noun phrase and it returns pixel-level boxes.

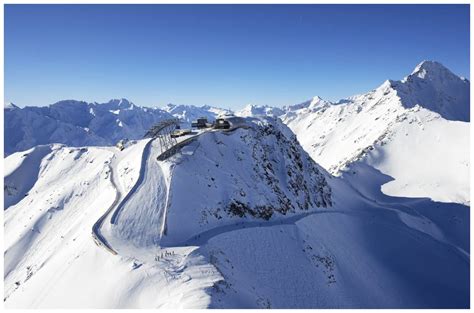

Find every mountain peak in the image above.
[308,96,328,108]
[105,98,135,110]
[393,61,470,122]
[242,103,263,111]
[236,103,284,117]
[412,60,445,73]
[108,98,131,105]
[286,96,330,112]
[407,60,462,83]
[4,102,18,110]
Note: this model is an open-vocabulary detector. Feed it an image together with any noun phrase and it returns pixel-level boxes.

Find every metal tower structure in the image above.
[144,119,180,160]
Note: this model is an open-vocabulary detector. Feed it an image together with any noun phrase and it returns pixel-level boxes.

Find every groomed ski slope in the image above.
[91,138,154,255]
[109,138,172,250]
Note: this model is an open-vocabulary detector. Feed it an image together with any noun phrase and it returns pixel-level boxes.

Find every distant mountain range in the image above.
[4,61,470,309]
[5,99,173,156]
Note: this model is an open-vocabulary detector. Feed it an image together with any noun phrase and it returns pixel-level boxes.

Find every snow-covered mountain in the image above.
[235,104,284,117]
[162,103,232,126]
[4,116,469,308]
[4,99,173,156]
[396,60,470,121]
[284,96,332,113]
[282,61,470,204]
[5,102,19,110]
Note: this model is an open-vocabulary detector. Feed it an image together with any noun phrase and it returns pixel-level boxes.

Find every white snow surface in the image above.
[4,98,173,156]
[281,61,470,204]
[235,104,284,117]
[4,142,221,308]
[4,115,469,308]
[162,103,232,126]
[4,61,470,308]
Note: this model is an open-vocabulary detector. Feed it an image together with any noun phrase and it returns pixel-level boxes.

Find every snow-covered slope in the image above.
[5,102,19,110]
[284,96,332,113]
[162,103,232,126]
[282,61,470,204]
[4,116,469,308]
[161,117,332,245]
[396,60,470,121]
[4,141,221,308]
[98,117,332,251]
[4,99,173,156]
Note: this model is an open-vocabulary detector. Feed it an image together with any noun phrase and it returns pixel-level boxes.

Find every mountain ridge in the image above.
[280,61,470,204]
[4,99,173,156]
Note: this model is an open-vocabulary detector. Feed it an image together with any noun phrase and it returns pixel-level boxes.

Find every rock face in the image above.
[4,98,173,156]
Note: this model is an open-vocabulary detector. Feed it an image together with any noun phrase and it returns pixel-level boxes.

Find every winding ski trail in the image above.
[91,130,213,254]
[110,138,170,248]
[91,162,120,255]
[91,138,154,255]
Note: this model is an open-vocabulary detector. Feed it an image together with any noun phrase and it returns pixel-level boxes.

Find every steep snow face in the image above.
[282,61,470,204]
[235,104,284,117]
[282,81,403,174]
[394,61,470,122]
[4,99,173,156]
[162,117,332,244]
[162,104,232,125]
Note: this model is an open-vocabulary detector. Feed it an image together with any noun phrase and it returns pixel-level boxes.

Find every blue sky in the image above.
[5,4,470,109]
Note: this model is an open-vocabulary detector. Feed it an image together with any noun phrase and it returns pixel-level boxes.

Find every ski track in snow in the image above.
[95,128,244,256]
[109,138,154,225]
[91,162,120,255]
